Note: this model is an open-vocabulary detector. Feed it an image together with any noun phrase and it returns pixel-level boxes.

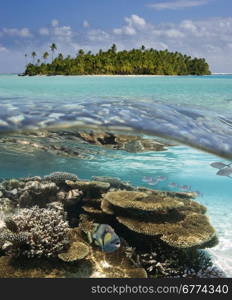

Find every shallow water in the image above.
[0,74,232,276]
[1,75,232,158]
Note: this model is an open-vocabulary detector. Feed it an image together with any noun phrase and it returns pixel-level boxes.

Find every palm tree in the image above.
[31,52,37,64]
[50,43,57,61]
[24,46,211,76]
[58,53,64,60]
[24,53,28,65]
[111,44,117,54]
[43,51,49,63]
[78,49,85,57]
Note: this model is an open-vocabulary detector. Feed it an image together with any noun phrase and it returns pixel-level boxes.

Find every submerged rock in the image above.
[78,131,167,152]
[0,130,170,161]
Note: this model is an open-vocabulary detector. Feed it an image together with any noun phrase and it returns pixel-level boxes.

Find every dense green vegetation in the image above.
[23,44,211,76]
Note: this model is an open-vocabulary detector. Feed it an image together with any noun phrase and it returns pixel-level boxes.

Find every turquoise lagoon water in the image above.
[0,74,232,276]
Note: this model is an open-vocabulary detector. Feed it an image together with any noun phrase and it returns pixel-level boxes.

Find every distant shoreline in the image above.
[1,73,231,77]
[212,73,232,75]
[18,74,190,77]
[17,73,213,77]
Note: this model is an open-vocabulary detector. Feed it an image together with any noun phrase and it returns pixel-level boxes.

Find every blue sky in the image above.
[0,0,232,72]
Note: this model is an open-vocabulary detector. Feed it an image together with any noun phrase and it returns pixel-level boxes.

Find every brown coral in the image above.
[65,180,110,198]
[100,190,216,249]
[103,191,186,212]
[116,213,216,249]
[58,242,90,262]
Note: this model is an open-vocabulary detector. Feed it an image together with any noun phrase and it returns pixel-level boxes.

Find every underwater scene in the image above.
[0,74,232,278]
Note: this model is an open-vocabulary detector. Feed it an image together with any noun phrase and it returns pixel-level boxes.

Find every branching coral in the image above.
[0,206,70,258]
[44,172,79,184]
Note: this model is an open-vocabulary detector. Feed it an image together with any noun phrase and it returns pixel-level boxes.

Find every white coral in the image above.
[9,206,70,258]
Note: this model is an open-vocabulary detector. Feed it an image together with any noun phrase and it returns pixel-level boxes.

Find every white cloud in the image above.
[51,19,59,27]
[113,26,136,35]
[87,29,110,41]
[20,28,33,37]
[148,0,210,10]
[125,14,146,28]
[180,20,198,32]
[0,45,8,52]
[54,25,72,37]
[83,20,90,28]
[164,29,185,38]
[113,14,146,36]
[39,27,50,36]
[3,27,33,38]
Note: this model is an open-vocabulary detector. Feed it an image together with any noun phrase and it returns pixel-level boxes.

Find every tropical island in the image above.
[23,43,211,76]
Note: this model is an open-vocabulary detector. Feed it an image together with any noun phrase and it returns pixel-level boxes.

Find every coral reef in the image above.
[0,197,17,215]
[58,242,90,262]
[44,172,79,184]
[125,246,174,276]
[0,256,93,278]
[0,135,84,159]
[19,182,58,207]
[0,212,5,231]
[78,131,167,152]
[92,176,135,191]
[0,130,169,162]
[0,175,83,214]
[65,180,110,198]
[0,206,70,258]
[99,190,216,249]
[124,239,225,278]
[0,173,223,278]
[65,227,147,278]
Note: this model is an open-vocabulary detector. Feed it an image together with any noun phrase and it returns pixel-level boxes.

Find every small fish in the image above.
[179,185,191,191]
[142,176,153,183]
[90,224,121,253]
[156,176,167,182]
[210,162,231,169]
[148,179,159,186]
[216,167,232,177]
[147,177,154,182]
[168,182,177,188]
